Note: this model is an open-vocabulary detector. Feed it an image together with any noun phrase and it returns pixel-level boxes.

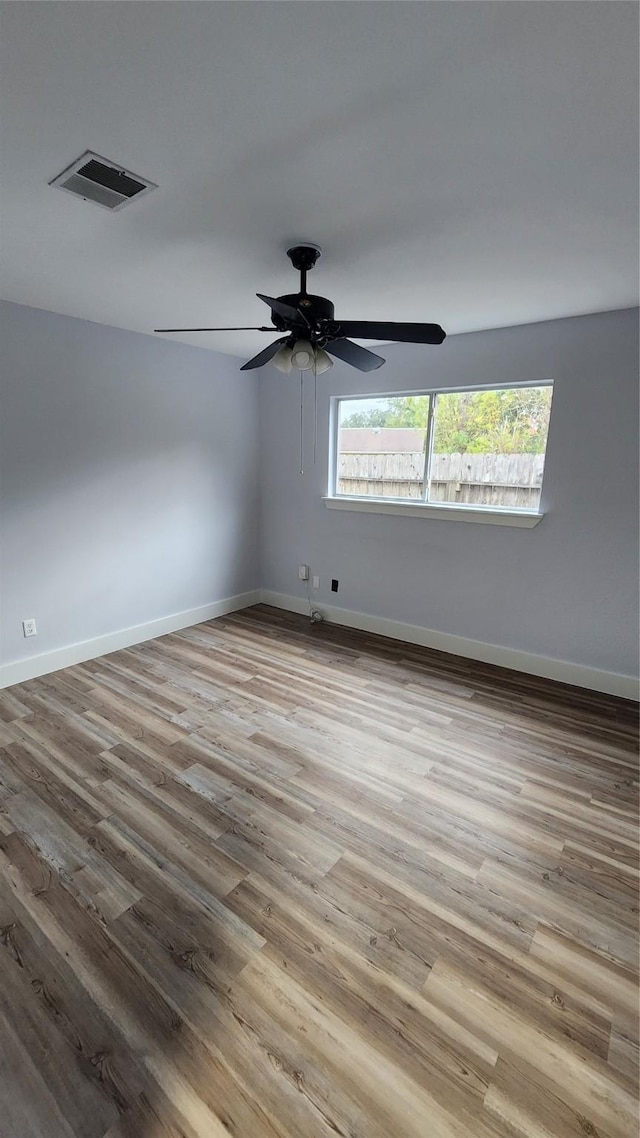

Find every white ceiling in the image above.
[0,2,638,359]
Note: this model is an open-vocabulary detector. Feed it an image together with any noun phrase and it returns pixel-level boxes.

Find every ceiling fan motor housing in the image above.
[272,293,335,334]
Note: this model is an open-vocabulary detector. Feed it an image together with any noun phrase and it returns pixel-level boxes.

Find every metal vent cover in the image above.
[49,151,157,211]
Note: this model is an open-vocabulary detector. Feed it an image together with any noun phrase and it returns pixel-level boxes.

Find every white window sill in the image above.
[323,496,544,527]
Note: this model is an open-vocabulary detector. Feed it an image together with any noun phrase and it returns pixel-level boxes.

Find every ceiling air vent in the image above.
[49,151,157,211]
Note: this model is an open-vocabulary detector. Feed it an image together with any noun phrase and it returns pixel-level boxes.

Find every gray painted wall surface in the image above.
[2,302,637,681]
[0,301,260,666]
[259,308,639,679]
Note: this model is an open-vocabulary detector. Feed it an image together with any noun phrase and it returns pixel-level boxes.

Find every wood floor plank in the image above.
[227,873,499,1101]
[0,604,637,1137]
[0,927,119,1138]
[424,955,638,1138]
[484,1056,617,1138]
[0,1013,77,1138]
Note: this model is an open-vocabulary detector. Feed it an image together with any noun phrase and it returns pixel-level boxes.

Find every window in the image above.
[331,383,553,517]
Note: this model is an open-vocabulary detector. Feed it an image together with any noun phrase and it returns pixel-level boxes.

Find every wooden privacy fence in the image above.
[338,452,545,508]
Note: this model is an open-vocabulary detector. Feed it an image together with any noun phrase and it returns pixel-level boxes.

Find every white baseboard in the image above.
[0,590,261,689]
[260,589,639,702]
[3,586,637,702]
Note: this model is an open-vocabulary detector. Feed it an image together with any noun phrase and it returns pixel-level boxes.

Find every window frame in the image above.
[326,380,553,526]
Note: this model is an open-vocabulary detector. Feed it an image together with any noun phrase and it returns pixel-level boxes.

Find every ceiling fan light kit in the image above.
[155,243,446,373]
[313,346,334,374]
[273,340,333,375]
[291,339,315,371]
[272,344,293,374]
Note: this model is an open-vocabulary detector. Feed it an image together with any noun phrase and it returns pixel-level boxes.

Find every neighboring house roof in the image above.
[339,429,425,453]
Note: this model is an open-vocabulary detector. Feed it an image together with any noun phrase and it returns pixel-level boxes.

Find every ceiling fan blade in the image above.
[154,326,273,333]
[336,321,446,345]
[326,338,385,372]
[240,338,289,371]
[256,294,309,326]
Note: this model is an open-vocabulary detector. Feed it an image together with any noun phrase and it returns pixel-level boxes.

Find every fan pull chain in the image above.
[313,361,318,465]
[299,369,304,474]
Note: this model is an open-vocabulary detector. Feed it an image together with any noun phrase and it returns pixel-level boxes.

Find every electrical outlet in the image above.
[22,618,37,638]
[312,575,320,589]
[298,564,310,581]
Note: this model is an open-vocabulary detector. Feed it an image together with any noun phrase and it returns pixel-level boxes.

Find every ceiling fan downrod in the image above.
[286,242,322,297]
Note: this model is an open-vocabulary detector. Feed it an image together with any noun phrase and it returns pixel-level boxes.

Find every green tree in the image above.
[432,387,551,454]
[341,387,552,454]
[339,407,390,428]
[341,395,429,430]
[379,396,430,428]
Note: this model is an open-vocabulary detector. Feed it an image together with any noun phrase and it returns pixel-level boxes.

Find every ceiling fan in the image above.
[155,243,446,373]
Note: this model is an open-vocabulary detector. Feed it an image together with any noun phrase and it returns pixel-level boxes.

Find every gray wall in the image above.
[3,302,638,682]
[0,301,260,667]
[259,308,639,679]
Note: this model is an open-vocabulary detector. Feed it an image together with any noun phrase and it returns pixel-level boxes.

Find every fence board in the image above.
[337,452,544,508]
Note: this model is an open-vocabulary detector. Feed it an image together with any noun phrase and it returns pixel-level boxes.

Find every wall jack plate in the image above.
[22,618,37,638]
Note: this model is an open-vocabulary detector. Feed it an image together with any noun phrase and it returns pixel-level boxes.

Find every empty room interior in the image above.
[0,3,639,1137]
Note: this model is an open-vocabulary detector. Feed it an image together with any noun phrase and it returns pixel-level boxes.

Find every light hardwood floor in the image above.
[0,604,637,1138]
